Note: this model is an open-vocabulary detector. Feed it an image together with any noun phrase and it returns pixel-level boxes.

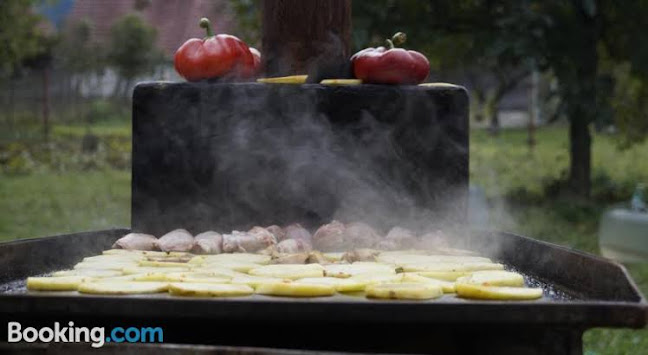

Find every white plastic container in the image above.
[599,185,648,263]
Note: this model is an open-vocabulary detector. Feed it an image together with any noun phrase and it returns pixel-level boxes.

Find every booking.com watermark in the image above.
[8,321,163,348]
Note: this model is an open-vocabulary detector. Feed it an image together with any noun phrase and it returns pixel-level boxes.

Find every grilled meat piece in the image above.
[312,220,347,251]
[284,223,312,242]
[192,231,223,254]
[155,229,195,252]
[222,230,276,253]
[112,233,158,251]
[385,226,418,248]
[266,225,287,242]
[276,238,312,254]
[345,222,381,248]
[342,249,380,263]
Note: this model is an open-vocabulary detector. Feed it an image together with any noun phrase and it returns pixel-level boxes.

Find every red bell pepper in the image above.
[174,18,259,82]
[351,32,430,85]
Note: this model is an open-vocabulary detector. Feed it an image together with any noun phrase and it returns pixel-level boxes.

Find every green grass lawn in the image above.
[0,170,130,241]
[0,122,646,353]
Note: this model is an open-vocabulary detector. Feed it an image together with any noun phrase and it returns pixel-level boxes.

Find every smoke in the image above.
[139,81,471,239]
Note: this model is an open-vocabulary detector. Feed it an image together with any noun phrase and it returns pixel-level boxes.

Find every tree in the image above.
[106,14,161,97]
[0,0,46,77]
[56,19,105,96]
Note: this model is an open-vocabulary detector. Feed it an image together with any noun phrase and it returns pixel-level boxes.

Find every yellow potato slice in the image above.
[322,252,345,262]
[27,276,95,291]
[324,263,396,278]
[51,269,123,278]
[138,260,191,268]
[168,283,253,297]
[366,283,443,300]
[377,254,491,265]
[249,264,325,280]
[401,262,504,273]
[230,275,288,289]
[457,270,525,287]
[256,281,335,297]
[84,254,142,262]
[164,272,230,283]
[190,266,247,278]
[202,253,271,265]
[350,272,402,285]
[78,281,168,295]
[122,266,189,275]
[202,261,261,273]
[257,75,308,84]
[187,256,206,265]
[455,283,543,300]
[400,273,455,293]
[414,271,471,281]
[295,277,366,292]
[73,261,138,270]
[320,79,362,85]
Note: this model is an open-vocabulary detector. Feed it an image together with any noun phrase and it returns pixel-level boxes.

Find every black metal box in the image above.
[132,82,469,235]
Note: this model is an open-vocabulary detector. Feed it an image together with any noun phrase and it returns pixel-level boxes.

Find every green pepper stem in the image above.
[385,32,407,49]
[200,18,214,38]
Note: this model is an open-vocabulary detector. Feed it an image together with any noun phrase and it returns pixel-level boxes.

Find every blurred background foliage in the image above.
[0,1,647,352]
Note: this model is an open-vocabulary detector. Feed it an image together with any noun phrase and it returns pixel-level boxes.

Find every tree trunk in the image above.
[564,14,598,199]
[262,0,352,81]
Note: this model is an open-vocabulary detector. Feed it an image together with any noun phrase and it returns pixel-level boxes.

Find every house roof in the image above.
[64,0,235,57]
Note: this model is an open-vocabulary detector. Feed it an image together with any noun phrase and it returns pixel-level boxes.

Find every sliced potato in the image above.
[27,276,95,291]
[84,254,142,262]
[400,273,455,293]
[401,262,504,273]
[350,272,402,285]
[138,260,191,268]
[51,269,123,278]
[168,283,253,297]
[202,253,271,265]
[455,283,543,300]
[257,75,308,84]
[190,266,247,278]
[457,270,525,287]
[324,263,396,278]
[202,261,261,273]
[377,254,491,265]
[366,283,443,300]
[414,271,471,281]
[249,264,324,280]
[295,277,366,292]
[187,256,206,265]
[256,281,335,297]
[230,275,288,289]
[78,281,168,295]
[73,261,138,270]
[164,272,230,283]
[122,266,189,275]
[320,79,362,85]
